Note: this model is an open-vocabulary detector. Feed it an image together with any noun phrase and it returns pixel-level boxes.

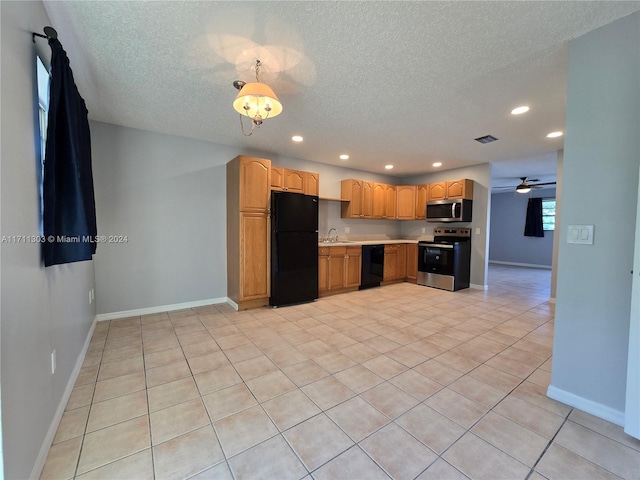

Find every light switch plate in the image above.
[567,225,594,244]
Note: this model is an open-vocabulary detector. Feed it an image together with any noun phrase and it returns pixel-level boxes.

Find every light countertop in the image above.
[318,239,426,247]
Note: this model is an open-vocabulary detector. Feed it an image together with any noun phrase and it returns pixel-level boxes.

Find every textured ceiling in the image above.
[42,1,640,188]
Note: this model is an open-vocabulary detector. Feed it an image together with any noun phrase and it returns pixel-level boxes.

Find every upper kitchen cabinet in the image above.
[384,184,397,219]
[303,171,320,196]
[234,156,271,213]
[271,166,285,191]
[372,183,386,219]
[272,167,319,195]
[428,179,474,201]
[373,182,395,219]
[415,184,428,220]
[341,179,373,218]
[283,169,305,193]
[396,185,416,220]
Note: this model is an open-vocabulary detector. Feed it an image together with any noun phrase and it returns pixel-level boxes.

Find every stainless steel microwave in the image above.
[426,199,472,223]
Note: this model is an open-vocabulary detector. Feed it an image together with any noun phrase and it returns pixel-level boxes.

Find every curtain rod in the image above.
[32,26,58,43]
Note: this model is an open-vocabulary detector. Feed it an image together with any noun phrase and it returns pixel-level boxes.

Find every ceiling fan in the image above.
[496,177,557,194]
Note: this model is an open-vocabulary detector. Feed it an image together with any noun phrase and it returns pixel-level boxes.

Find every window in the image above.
[542,198,556,231]
[37,56,50,236]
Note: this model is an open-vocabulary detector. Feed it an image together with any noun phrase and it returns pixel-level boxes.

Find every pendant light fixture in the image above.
[232,60,282,136]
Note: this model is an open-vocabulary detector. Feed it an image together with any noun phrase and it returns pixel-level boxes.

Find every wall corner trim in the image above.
[547,384,625,427]
[31,316,98,480]
[96,297,228,321]
[470,283,488,291]
[226,297,239,311]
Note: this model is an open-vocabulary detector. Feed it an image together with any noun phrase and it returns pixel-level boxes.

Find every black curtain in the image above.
[43,38,97,266]
[524,197,544,237]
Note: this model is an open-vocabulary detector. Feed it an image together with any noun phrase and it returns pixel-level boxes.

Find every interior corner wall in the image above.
[550,150,564,300]
[550,11,640,421]
[400,163,492,288]
[489,188,556,268]
[1,2,96,479]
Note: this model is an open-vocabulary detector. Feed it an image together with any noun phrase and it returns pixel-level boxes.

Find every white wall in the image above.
[489,188,556,268]
[550,11,640,423]
[400,163,492,288]
[1,2,97,478]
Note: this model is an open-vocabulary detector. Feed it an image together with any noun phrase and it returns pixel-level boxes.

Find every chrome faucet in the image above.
[327,228,338,243]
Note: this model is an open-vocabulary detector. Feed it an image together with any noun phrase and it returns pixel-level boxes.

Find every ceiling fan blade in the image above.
[530,181,557,186]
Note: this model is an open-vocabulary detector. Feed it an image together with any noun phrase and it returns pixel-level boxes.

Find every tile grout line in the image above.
[524,407,573,480]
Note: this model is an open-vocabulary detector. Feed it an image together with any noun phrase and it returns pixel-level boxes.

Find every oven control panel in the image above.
[433,227,471,237]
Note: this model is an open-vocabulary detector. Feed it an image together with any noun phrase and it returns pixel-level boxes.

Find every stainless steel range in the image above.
[418,227,471,291]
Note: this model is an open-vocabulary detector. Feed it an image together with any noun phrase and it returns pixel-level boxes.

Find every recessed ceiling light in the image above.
[432,162,442,167]
[385,164,393,170]
[511,106,530,115]
[291,135,303,142]
[339,154,349,160]
[547,131,563,138]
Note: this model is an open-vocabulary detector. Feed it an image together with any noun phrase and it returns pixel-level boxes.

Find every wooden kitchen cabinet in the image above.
[383,244,399,282]
[283,169,305,193]
[406,243,418,281]
[318,245,362,295]
[303,172,320,195]
[271,166,284,191]
[272,167,319,195]
[373,183,386,219]
[329,246,347,290]
[384,184,397,219]
[239,212,270,300]
[237,156,271,212]
[345,247,362,288]
[428,179,474,200]
[396,185,417,220]
[341,179,373,219]
[397,244,407,280]
[318,247,329,293]
[415,184,429,219]
[227,155,271,310]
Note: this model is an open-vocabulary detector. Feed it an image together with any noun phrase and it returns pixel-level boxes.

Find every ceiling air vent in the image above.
[474,135,498,144]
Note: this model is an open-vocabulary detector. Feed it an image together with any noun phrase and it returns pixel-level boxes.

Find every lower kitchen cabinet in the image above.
[345,247,362,287]
[397,244,407,280]
[328,247,347,290]
[406,243,418,281]
[384,243,414,282]
[319,246,362,295]
[383,244,399,282]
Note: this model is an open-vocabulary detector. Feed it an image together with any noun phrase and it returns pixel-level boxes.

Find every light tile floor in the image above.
[41,265,640,479]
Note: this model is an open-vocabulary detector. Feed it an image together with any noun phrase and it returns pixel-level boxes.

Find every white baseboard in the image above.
[489,260,552,270]
[31,315,98,480]
[470,283,488,290]
[96,297,228,321]
[547,384,625,426]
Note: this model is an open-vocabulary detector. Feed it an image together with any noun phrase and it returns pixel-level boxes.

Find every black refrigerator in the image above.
[270,191,319,307]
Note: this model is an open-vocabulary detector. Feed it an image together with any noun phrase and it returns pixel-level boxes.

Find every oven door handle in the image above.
[419,243,454,249]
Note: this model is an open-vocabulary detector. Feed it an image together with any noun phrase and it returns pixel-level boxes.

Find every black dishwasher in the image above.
[360,245,384,289]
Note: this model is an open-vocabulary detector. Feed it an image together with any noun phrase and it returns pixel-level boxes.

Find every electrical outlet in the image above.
[475,228,481,235]
[91,288,94,302]
[345,227,350,234]
[422,227,426,234]
[51,350,56,375]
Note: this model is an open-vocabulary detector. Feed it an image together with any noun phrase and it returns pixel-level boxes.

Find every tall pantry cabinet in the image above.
[227,156,271,310]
